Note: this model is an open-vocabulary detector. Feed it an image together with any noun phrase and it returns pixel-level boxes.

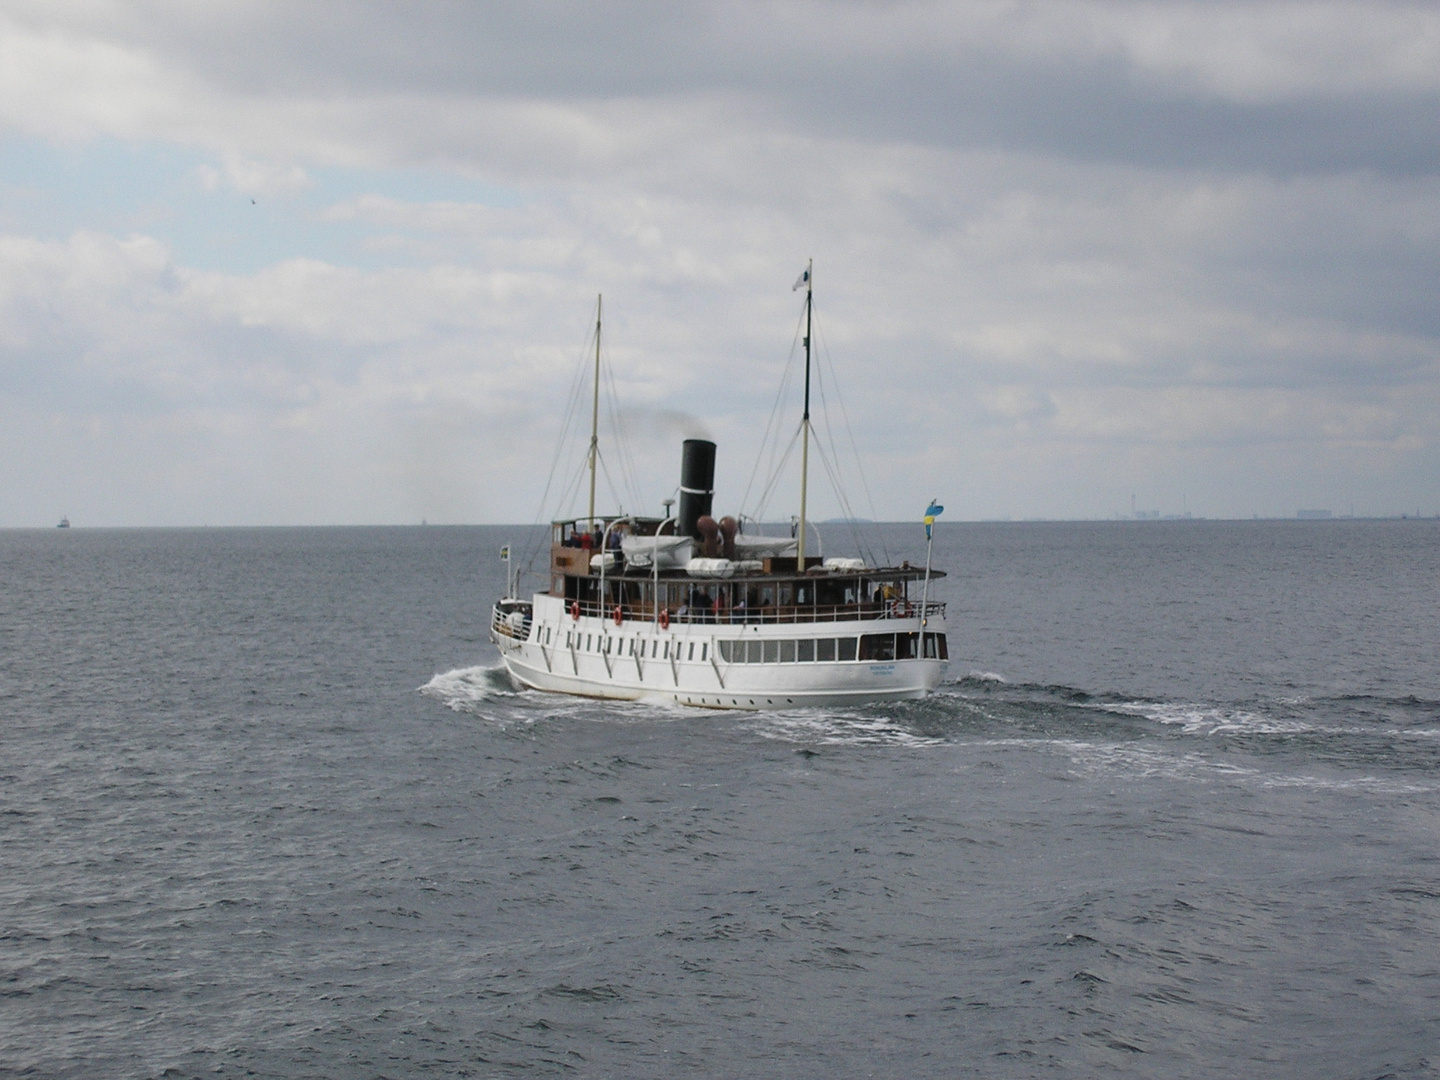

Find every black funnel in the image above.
[677,439,716,539]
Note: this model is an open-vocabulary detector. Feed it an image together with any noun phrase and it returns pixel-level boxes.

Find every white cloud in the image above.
[0,1,1436,523]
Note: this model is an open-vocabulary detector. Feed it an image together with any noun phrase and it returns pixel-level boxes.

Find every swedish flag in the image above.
[923,502,943,540]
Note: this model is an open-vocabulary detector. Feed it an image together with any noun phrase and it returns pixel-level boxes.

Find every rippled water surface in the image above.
[2,521,1439,1078]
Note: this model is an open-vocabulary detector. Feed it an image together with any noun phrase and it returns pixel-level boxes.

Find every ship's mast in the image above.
[797,260,813,568]
[587,294,601,530]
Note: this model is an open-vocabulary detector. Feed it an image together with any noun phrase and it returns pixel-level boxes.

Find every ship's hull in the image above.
[491,593,948,709]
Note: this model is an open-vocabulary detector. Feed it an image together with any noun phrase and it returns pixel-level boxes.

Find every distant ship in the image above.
[490,269,950,709]
[57,516,69,528]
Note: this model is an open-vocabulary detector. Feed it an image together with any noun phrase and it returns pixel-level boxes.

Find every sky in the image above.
[1,0,1437,526]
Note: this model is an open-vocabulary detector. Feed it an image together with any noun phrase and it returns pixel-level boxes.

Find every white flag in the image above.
[792,267,810,291]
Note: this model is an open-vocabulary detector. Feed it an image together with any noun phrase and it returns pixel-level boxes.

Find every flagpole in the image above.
[920,500,941,641]
[920,526,933,631]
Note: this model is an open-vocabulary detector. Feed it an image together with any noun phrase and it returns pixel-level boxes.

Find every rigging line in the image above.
[740,306,807,519]
[810,339,873,565]
[519,455,590,586]
[814,316,890,565]
[601,347,647,513]
[752,422,803,524]
[595,447,628,516]
[519,320,602,574]
[810,435,872,566]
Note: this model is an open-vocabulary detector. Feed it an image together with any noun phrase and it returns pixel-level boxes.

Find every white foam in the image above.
[971,735,1440,795]
[419,664,519,711]
[1100,700,1314,735]
[750,710,944,748]
[419,665,698,725]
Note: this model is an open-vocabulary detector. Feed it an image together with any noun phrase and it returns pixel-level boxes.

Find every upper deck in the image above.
[545,516,946,624]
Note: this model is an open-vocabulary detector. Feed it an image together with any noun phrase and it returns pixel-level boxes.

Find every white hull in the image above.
[493,593,948,710]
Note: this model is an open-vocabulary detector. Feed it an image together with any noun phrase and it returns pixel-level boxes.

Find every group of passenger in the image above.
[560,523,626,552]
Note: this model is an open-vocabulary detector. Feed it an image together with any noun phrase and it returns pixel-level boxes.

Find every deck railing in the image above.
[491,607,532,640]
[552,599,946,626]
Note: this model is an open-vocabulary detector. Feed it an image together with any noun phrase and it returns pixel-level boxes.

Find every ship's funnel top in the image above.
[678,439,716,540]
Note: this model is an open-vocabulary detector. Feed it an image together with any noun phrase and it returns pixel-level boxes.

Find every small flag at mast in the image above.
[499,545,510,560]
[792,267,810,291]
[923,501,943,540]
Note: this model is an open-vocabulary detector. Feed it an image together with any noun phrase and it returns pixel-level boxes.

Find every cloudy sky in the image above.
[2,1,1437,525]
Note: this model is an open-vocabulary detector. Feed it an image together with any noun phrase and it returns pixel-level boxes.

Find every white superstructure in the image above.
[491,540,949,709]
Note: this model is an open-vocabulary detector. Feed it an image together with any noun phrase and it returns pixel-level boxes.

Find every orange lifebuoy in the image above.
[570,600,581,621]
[659,609,670,630]
[894,599,913,618]
[613,605,623,626]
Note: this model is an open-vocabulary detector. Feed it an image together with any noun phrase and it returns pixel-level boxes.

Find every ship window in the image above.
[797,639,815,662]
[717,640,731,662]
[701,643,707,661]
[565,631,572,648]
[663,641,670,659]
[838,637,857,662]
[763,640,779,664]
[687,642,695,661]
[898,633,919,660]
[652,640,659,658]
[924,632,948,660]
[747,639,762,664]
[816,638,836,662]
[780,640,796,663]
[859,634,895,661]
[585,634,592,652]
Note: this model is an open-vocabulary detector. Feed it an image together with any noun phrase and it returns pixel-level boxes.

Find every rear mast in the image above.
[587,294,601,532]
[797,260,813,568]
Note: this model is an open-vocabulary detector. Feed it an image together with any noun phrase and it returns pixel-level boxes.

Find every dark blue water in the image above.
[2,521,1438,1078]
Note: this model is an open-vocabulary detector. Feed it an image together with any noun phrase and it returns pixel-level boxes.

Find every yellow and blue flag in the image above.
[923,502,943,540]
[499,545,511,560]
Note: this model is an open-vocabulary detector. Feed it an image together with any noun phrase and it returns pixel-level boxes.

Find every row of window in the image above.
[718,632,948,664]
[540,625,949,664]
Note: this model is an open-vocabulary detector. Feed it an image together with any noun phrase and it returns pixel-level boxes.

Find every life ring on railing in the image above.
[893,599,913,618]
[659,609,670,630]
[570,600,581,621]
[613,605,623,626]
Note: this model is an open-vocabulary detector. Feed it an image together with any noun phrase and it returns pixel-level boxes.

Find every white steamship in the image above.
[490,268,949,708]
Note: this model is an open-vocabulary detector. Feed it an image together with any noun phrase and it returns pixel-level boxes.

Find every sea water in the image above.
[1,521,1437,1078]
